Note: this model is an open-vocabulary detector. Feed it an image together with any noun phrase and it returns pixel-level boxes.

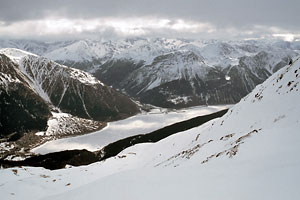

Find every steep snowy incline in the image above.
[0,58,299,200]
[0,48,36,63]
[137,57,300,168]
[122,50,209,92]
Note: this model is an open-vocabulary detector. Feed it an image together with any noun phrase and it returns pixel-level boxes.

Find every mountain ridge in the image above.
[0,48,140,141]
[1,38,298,108]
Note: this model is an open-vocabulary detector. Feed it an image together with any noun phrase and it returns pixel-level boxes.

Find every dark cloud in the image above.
[0,0,299,27]
[0,0,299,39]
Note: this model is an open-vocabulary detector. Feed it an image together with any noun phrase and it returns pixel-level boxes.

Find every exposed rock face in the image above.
[0,54,51,139]
[19,55,139,121]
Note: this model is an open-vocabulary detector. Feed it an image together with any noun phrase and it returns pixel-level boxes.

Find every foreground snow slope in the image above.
[1,58,300,199]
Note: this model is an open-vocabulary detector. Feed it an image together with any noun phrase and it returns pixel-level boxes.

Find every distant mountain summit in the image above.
[0,48,139,139]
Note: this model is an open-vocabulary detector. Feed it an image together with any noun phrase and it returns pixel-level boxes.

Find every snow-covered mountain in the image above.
[0,51,299,200]
[0,48,139,140]
[93,39,298,108]
[0,38,298,108]
[0,51,51,139]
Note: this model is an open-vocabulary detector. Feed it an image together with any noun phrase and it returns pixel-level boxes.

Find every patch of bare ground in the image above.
[215,128,262,160]
[159,128,262,167]
[155,139,214,167]
[0,117,106,160]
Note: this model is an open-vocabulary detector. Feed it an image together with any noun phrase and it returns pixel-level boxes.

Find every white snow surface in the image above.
[32,105,230,154]
[0,48,36,63]
[38,112,105,137]
[1,59,300,200]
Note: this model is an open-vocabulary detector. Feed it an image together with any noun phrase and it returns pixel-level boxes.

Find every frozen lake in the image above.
[32,105,231,154]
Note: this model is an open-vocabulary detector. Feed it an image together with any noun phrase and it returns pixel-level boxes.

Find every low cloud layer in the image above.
[0,0,299,40]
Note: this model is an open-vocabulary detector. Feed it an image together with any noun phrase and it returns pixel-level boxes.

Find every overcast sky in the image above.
[0,0,299,41]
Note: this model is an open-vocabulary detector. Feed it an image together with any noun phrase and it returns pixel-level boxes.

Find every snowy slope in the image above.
[44,40,111,63]
[0,39,76,56]
[0,48,36,63]
[44,38,186,67]
[0,58,299,200]
[124,50,209,92]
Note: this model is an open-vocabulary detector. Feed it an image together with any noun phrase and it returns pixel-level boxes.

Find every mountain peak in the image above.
[0,48,37,64]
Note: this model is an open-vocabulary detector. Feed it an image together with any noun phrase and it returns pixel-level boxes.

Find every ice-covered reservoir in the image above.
[32,105,231,154]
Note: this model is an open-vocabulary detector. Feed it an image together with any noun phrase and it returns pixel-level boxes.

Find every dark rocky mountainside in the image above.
[0,49,140,139]
[95,50,291,108]
[19,55,139,121]
[0,54,51,139]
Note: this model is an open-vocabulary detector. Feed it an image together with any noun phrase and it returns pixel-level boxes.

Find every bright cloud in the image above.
[0,17,216,39]
[0,17,299,41]
[272,34,300,42]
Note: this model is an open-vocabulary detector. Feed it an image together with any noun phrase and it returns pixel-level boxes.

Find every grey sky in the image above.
[0,0,299,40]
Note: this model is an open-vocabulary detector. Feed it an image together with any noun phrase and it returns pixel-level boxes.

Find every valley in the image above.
[0,56,299,200]
[32,105,230,154]
[1,1,299,199]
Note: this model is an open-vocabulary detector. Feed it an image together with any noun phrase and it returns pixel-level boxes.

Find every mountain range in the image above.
[1,38,299,108]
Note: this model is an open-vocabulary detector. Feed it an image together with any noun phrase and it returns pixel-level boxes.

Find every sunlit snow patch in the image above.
[225,75,231,80]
